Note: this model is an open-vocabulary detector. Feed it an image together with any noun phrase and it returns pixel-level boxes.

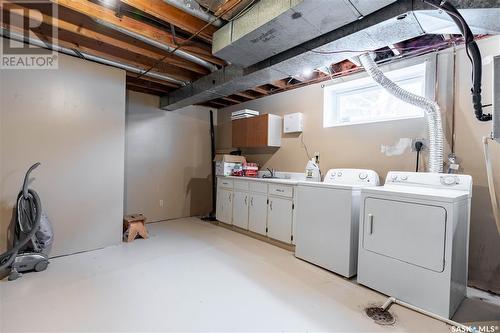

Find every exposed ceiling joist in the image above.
[221,96,242,104]
[251,87,270,95]
[161,0,500,110]
[3,1,209,76]
[234,91,256,100]
[207,100,229,107]
[127,81,170,94]
[126,72,180,88]
[2,20,194,82]
[51,0,224,66]
[120,0,217,43]
[127,84,164,96]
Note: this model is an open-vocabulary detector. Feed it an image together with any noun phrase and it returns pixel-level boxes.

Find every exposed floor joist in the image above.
[162,0,500,110]
[51,0,224,66]
[120,0,217,43]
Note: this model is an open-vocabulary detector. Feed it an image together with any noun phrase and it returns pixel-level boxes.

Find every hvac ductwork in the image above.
[0,28,186,86]
[359,53,443,173]
[162,0,500,110]
[212,0,398,67]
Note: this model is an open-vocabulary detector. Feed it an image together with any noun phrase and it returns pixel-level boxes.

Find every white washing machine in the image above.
[357,171,472,319]
[295,169,380,277]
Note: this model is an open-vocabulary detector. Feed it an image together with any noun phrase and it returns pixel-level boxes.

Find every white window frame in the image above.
[323,54,437,128]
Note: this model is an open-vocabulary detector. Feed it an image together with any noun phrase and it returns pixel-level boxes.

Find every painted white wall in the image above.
[125,91,214,222]
[0,51,126,257]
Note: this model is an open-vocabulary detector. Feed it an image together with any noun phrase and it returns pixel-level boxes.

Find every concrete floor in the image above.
[0,217,498,332]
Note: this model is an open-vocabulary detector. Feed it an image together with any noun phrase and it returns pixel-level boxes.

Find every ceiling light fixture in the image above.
[302,68,313,77]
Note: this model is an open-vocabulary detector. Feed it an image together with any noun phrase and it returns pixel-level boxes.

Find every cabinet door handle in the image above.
[270,201,273,210]
[367,214,373,235]
[229,193,232,203]
[245,196,247,205]
[276,189,284,192]
[250,197,254,206]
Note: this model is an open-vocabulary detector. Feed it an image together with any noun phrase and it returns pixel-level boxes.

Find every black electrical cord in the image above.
[423,0,492,122]
[415,141,424,172]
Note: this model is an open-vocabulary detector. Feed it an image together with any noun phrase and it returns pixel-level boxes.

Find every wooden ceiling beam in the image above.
[221,96,242,104]
[51,0,225,66]
[270,79,289,89]
[126,81,169,94]
[120,0,216,43]
[3,1,209,76]
[127,84,163,96]
[126,76,173,93]
[210,100,231,107]
[125,72,179,88]
[252,86,270,95]
[198,101,222,109]
[2,21,194,82]
[234,92,255,100]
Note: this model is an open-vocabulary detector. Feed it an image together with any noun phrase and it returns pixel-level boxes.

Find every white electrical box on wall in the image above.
[284,112,303,133]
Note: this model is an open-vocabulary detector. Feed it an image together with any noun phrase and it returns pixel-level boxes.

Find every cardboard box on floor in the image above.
[214,154,246,176]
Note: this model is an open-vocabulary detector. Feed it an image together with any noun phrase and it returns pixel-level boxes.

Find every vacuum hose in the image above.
[0,164,42,270]
[359,54,444,173]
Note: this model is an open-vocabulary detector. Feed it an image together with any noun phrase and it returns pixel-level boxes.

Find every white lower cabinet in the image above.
[248,193,268,235]
[233,191,249,229]
[267,196,293,244]
[216,177,294,244]
[217,188,233,224]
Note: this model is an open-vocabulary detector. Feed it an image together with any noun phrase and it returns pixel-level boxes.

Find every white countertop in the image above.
[218,172,308,185]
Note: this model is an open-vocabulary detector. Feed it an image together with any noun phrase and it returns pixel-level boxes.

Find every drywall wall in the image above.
[0,51,126,257]
[125,91,214,222]
[217,53,453,180]
[217,36,500,293]
[454,37,500,293]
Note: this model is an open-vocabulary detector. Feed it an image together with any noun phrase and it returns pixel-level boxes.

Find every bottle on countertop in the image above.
[305,157,321,182]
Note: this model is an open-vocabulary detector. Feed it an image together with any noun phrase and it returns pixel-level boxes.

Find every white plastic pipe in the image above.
[359,53,444,173]
[482,136,500,235]
[381,297,476,332]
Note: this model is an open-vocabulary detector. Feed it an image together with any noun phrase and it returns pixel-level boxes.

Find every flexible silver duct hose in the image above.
[359,53,444,173]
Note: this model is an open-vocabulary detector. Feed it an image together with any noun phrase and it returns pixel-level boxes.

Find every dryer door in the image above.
[363,198,447,272]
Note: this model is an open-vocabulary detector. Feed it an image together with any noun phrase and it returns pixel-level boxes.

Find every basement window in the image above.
[323,59,433,128]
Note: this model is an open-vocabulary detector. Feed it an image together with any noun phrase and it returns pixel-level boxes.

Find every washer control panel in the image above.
[324,169,380,186]
[385,171,472,194]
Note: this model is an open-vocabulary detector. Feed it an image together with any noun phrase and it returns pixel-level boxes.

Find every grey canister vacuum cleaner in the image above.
[0,163,53,281]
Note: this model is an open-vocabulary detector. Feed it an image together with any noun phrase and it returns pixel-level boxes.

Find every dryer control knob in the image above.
[359,173,368,180]
[337,172,342,177]
[442,176,456,185]
[391,175,398,181]
[401,175,408,181]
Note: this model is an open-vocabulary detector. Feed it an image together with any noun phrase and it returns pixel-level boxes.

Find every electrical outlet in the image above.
[160,199,164,208]
[314,151,320,163]
[411,138,427,152]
